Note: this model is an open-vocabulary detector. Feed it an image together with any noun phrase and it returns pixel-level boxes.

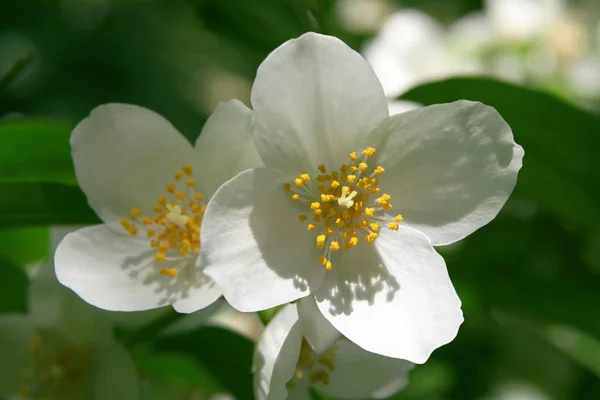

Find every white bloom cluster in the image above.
[364,0,600,104]
[51,33,523,399]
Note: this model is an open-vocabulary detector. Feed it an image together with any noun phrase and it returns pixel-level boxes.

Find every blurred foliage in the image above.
[0,227,48,266]
[1,0,600,399]
[0,257,28,313]
[0,181,99,227]
[155,326,255,399]
[0,119,74,183]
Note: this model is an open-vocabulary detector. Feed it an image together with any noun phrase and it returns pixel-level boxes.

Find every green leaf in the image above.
[0,227,49,266]
[0,257,28,313]
[0,181,99,227]
[0,119,76,183]
[448,212,600,340]
[155,326,254,399]
[401,77,600,231]
[137,352,224,393]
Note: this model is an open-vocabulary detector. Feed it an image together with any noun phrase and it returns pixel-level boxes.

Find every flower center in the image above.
[286,338,336,389]
[120,164,205,278]
[18,331,92,399]
[284,147,402,271]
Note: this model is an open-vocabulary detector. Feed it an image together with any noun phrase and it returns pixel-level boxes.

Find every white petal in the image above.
[29,263,113,343]
[90,341,139,400]
[387,100,421,116]
[287,384,312,400]
[194,99,263,198]
[71,103,195,225]
[172,270,222,314]
[318,339,414,399]
[0,316,34,396]
[251,32,388,173]
[202,168,326,312]
[369,100,524,246]
[253,304,303,400]
[297,296,340,355]
[315,227,463,364]
[55,225,210,312]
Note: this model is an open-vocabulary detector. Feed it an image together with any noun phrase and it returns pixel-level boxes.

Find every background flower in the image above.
[0,229,138,400]
[254,304,413,400]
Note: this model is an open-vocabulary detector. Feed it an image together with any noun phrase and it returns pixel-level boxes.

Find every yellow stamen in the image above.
[300,173,311,182]
[316,235,326,248]
[282,146,402,272]
[182,164,193,175]
[122,165,206,279]
[363,147,376,157]
[130,207,142,219]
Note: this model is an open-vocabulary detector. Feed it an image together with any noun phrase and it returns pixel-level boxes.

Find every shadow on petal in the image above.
[121,250,216,307]
[247,171,326,294]
[313,240,400,316]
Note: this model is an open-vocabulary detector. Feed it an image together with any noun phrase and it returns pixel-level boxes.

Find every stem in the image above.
[123,308,185,347]
[0,54,32,93]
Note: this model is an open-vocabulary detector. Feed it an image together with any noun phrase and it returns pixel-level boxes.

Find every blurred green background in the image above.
[2,0,600,399]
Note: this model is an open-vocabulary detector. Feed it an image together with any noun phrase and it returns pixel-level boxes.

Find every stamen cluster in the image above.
[18,332,91,399]
[120,164,205,278]
[286,339,336,388]
[284,147,403,271]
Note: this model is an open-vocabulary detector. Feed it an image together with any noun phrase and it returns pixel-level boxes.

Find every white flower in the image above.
[363,10,479,98]
[484,0,564,42]
[201,33,524,363]
[55,100,261,313]
[254,304,413,400]
[0,258,138,400]
[449,0,595,86]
